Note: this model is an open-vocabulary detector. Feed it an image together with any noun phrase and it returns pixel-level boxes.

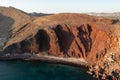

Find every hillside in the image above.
[88,12,120,21]
[0,6,32,50]
[2,12,120,78]
[0,7,120,79]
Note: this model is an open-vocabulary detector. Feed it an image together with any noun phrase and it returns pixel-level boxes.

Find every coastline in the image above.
[26,54,88,67]
[0,53,88,67]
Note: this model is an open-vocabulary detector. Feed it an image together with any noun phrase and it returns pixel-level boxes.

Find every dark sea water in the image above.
[0,61,95,80]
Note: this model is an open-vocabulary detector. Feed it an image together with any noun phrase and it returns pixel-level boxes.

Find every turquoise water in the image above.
[0,61,94,80]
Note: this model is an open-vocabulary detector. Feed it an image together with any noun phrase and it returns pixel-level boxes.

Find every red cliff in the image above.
[3,13,120,79]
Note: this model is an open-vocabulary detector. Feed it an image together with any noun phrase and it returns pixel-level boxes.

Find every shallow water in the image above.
[0,61,95,80]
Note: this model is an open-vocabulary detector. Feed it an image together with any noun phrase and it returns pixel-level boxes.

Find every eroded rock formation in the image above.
[1,13,120,79]
[2,13,119,62]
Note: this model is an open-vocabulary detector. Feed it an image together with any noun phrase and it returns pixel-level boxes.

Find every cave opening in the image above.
[35,29,50,52]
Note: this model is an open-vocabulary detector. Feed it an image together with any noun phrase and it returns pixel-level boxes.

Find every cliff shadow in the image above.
[77,24,92,53]
[35,30,50,52]
[112,19,119,24]
[0,13,14,38]
[0,13,14,51]
[4,43,21,53]
[4,29,50,54]
[54,24,75,54]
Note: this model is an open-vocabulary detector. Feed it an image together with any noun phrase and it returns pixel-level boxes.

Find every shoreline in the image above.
[0,53,88,67]
[26,54,88,67]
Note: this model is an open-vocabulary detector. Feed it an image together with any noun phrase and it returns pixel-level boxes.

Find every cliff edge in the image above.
[1,12,120,79]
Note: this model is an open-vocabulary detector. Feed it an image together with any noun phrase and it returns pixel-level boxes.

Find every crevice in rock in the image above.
[35,29,50,52]
[77,24,92,52]
[75,40,84,57]
[87,24,92,50]
[54,24,75,53]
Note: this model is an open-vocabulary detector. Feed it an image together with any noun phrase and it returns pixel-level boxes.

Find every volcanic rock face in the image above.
[3,13,120,64]
[1,12,120,79]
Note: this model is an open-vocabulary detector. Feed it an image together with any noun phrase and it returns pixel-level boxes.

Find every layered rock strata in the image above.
[1,13,120,79]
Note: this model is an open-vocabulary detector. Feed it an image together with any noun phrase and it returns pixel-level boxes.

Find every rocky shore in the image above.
[0,7,120,80]
[1,52,120,80]
[88,52,120,80]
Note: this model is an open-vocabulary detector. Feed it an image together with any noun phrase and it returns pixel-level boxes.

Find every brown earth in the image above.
[0,7,52,50]
[0,6,32,50]
[0,6,32,35]
[0,8,120,79]
[3,13,120,63]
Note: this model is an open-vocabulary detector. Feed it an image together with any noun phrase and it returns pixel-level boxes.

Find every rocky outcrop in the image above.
[3,13,119,61]
[1,13,120,79]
